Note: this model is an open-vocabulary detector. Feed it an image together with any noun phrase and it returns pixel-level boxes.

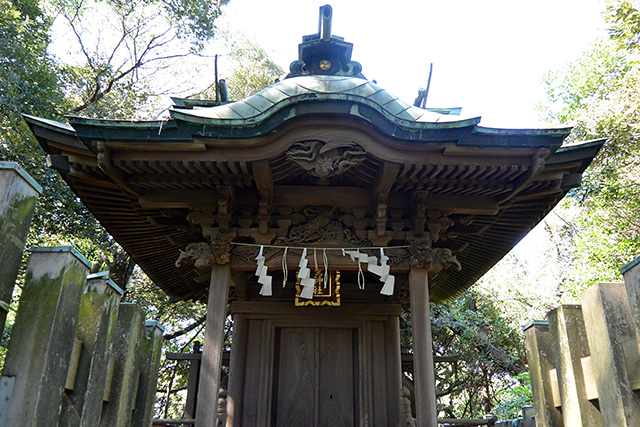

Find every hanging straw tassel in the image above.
[323,249,329,288]
[344,249,369,289]
[281,247,289,288]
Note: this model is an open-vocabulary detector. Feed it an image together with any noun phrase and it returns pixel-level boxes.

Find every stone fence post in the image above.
[581,282,640,426]
[523,320,563,427]
[132,320,165,427]
[100,303,146,427]
[58,271,124,427]
[622,256,640,378]
[546,305,602,426]
[0,246,90,427]
[0,162,42,337]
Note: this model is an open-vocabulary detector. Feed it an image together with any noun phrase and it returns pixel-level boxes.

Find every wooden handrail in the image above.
[152,419,195,426]
[437,415,497,426]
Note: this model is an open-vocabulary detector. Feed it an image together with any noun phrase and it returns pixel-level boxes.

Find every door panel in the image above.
[318,328,356,426]
[273,328,356,427]
[274,328,317,426]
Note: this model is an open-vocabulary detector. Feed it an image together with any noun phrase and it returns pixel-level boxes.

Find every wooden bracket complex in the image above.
[252,160,273,235]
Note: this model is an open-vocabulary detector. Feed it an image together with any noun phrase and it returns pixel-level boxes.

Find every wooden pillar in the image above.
[385,315,403,426]
[409,267,437,427]
[196,263,231,427]
[226,314,247,427]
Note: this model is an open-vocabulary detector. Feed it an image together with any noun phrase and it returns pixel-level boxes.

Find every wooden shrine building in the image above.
[25,6,602,426]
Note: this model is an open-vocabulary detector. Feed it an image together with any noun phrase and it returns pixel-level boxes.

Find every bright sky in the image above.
[222,0,607,128]
[223,1,607,303]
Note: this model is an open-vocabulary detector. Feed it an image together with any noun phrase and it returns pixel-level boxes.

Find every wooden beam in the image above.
[138,189,219,209]
[437,416,497,426]
[184,342,201,420]
[374,161,400,201]
[409,267,438,426]
[106,141,207,152]
[424,194,498,215]
[229,248,413,273]
[153,419,196,426]
[96,141,138,196]
[273,185,370,207]
[195,264,231,427]
[252,160,272,234]
[374,162,400,236]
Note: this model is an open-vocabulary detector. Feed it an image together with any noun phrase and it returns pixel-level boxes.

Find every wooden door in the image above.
[272,327,357,426]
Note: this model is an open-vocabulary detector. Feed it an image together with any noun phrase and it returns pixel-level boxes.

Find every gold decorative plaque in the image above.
[295,270,341,306]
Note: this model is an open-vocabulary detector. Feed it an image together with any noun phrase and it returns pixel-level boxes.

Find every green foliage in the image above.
[197,31,285,102]
[540,39,630,125]
[222,34,284,101]
[0,0,65,121]
[493,372,532,420]
[60,63,156,119]
[605,0,640,50]
[407,290,529,419]
[0,0,104,256]
[539,0,640,293]
[48,0,229,118]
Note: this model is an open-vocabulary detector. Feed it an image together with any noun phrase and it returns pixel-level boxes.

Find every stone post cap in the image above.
[0,161,43,193]
[621,255,640,276]
[29,246,92,269]
[522,319,549,332]
[86,271,124,296]
[546,304,582,317]
[144,320,166,335]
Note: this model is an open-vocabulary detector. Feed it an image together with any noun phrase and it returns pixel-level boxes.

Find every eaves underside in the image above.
[23,112,600,303]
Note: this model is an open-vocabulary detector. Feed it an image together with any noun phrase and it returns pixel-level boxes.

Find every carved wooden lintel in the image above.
[274,206,371,247]
[409,239,462,274]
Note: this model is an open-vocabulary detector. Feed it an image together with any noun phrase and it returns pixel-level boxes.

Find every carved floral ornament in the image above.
[285,140,366,180]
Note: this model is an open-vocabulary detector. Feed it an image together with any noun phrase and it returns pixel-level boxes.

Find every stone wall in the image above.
[0,163,165,427]
[524,254,640,427]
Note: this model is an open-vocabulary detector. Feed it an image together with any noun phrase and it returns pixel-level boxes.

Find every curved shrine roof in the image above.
[171,75,476,127]
[22,7,605,303]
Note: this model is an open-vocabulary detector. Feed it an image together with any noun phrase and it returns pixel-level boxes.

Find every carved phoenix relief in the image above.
[286,140,366,179]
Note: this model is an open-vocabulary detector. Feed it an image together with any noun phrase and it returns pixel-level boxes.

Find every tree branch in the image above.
[164,314,207,341]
